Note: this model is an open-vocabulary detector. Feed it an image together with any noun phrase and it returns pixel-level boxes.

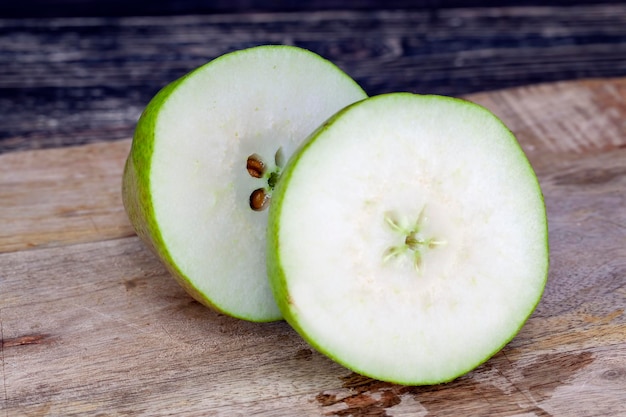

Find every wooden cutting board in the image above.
[1,78,625,417]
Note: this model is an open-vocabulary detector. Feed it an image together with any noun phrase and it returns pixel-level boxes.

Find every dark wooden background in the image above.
[1,0,625,153]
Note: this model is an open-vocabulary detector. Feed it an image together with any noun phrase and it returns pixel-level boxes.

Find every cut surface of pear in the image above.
[122,45,367,322]
[267,93,549,384]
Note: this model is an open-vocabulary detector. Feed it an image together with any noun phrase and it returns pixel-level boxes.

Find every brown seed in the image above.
[249,188,270,211]
[247,154,265,178]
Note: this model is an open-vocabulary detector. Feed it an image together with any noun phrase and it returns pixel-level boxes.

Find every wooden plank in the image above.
[469,78,626,162]
[0,140,134,253]
[2,4,626,152]
[1,0,617,19]
[0,238,333,416]
[1,78,625,415]
[0,227,623,415]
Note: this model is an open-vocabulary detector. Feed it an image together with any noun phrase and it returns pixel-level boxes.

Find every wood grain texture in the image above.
[1,78,625,416]
[0,0,610,18]
[0,141,134,253]
[1,4,626,152]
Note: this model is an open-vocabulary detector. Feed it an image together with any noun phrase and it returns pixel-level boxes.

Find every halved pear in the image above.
[122,45,367,322]
[267,93,548,384]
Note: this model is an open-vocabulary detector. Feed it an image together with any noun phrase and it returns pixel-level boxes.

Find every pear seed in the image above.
[250,188,270,211]
[247,154,265,178]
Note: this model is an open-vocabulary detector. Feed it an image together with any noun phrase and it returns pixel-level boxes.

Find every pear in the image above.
[267,93,548,383]
[123,45,367,322]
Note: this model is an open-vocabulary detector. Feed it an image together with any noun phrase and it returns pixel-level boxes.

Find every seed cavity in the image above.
[383,207,446,274]
[246,148,286,211]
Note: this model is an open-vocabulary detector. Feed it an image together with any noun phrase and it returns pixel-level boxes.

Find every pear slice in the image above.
[122,45,367,322]
[267,93,549,384]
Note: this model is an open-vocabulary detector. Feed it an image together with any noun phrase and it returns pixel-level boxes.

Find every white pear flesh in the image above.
[122,45,367,322]
[267,93,549,384]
